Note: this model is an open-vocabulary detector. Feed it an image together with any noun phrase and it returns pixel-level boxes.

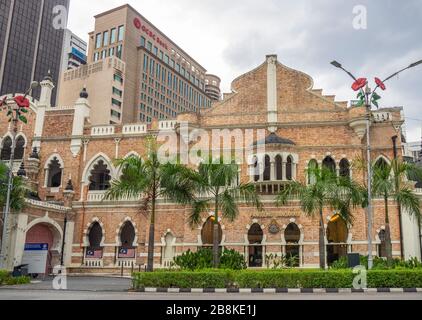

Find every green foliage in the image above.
[0,270,30,286]
[220,249,247,270]
[330,256,422,270]
[132,270,235,289]
[132,269,422,289]
[329,257,349,270]
[173,249,247,271]
[265,254,299,269]
[0,162,28,212]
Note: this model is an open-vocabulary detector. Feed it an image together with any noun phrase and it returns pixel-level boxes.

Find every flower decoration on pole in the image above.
[1,95,30,124]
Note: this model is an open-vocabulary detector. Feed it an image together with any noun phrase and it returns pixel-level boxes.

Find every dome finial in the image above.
[80,86,88,99]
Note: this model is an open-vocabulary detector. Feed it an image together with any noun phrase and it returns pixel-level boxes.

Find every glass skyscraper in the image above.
[0,0,70,104]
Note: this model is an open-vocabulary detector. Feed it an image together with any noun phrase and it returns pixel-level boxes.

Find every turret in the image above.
[70,87,91,157]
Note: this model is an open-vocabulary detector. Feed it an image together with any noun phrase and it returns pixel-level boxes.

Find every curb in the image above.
[134,288,422,294]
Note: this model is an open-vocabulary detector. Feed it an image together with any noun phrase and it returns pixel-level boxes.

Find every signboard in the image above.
[133,17,169,50]
[22,243,49,274]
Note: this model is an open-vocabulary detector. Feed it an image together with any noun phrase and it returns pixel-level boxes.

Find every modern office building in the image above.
[61,29,87,71]
[58,4,219,125]
[0,0,70,105]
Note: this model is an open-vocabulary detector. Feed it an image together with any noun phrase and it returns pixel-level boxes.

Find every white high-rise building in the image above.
[61,29,87,71]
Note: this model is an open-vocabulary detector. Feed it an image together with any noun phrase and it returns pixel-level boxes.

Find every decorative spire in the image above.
[44,69,53,82]
[80,86,88,99]
[65,179,74,191]
[17,162,26,177]
[29,147,39,160]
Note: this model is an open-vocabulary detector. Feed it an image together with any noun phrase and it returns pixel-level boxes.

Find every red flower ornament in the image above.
[375,77,386,90]
[352,78,367,91]
[14,96,30,109]
[0,96,6,107]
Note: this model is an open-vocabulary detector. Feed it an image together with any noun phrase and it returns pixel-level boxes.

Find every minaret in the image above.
[70,87,91,157]
[33,71,54,151]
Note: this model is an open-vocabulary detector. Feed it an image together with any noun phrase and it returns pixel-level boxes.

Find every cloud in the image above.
[68,0,422,142]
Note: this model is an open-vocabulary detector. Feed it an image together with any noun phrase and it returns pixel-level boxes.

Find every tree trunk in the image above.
[212,197,220,268]
[384,195,393,264]
[147,194,156,272]
[319,209,326,269]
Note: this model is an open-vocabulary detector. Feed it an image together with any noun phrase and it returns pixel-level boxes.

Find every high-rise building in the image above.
[0,0,69,105]
[61,29,87,71]
[58,4,220,125]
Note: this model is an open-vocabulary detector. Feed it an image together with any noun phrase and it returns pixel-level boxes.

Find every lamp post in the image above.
[330,59,422,269]
[0,82,38,270]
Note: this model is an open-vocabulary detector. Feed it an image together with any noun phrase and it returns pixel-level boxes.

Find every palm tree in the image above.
[372,158,422,263]
[0,162,27,238]
[188,158,263,268]
[277,167,364,269]
[104,142,198,272]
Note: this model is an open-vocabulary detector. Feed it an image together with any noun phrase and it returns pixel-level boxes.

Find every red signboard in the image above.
[134,18,168,50]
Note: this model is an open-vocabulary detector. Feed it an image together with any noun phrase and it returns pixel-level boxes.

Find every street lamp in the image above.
[0,81,38,270]
[331,59,422,269]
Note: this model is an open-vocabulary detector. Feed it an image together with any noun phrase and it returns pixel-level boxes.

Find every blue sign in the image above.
[71,47,87,62]
[24,243,49,251]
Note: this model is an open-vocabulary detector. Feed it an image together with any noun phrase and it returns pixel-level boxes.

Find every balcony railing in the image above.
[91,125,115,136]
[254,181,288,195]
[416,188,422,195]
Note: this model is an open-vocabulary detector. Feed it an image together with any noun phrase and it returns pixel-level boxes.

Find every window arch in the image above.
[120,222,136,248]
[263,155,271,181]
[307,160,318,185]
[375,157,389,169]
[45,156,63,188]
[14,136,25,160]
[275,155,283,180]
[339,159,351,178]
[286,156,293,181]
[284,223,301,267]
[322,156,336,173]
[201,217,222,246]
[248,223,264,267]
[253,156,260,182]
[86,222,103,259]
[0,136,12,160]
[88,160,111,191]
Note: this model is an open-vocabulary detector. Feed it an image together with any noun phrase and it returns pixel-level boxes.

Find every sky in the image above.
[68,0,422,142]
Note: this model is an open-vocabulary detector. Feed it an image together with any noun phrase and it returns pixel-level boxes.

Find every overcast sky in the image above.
[68,0,422,142]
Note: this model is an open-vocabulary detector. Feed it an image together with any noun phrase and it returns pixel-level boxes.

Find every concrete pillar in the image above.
[282,162,287,181]
[266,55,278,127]
[401,206,421,260]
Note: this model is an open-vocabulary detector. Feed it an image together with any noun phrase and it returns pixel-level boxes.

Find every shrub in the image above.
[329,257,348,270]
[173,249,246,271]
[132,269,422,289]
[132,270,235,289]
[0,270,30,286]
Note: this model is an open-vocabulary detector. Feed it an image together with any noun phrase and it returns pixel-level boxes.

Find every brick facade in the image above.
[1,55,416,272]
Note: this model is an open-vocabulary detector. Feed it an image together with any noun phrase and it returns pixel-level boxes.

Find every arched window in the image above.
[378,230,387,258]
[307,160,318,185]
[201,217,222,247]
[339,159,351,178]
[275,155,283,180]
[284,223,301,267]
[0,136,12,160]
[14,136,25,160]
[86,222,103,259]
[88,160,111,191]
[46,157,63,188]
[375,157,389,170]
[120,222,135,248]
[322,156,336,173]
[263,155,271,181]
[286,156,293,181]
[248,223,264,267]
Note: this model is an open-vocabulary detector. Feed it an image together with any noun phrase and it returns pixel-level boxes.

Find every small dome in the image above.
[80,87,89,99]
[65,179,74,191]
[44,70,53,82]
[254,133,296,146]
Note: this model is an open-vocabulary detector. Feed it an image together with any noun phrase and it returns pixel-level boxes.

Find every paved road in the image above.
[1,276,422,300]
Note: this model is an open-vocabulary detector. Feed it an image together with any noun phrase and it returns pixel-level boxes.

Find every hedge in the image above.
[0,270,31,286]
[132,269,422,289]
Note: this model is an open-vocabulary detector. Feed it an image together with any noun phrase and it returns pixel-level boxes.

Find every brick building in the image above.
[1,55,421,273]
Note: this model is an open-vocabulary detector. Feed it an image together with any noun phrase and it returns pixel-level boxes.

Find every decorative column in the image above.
[62,179,75,267]
[282,161,287,181]
[270,159,276,181]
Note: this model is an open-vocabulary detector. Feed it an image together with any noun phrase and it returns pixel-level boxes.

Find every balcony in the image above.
[91,125,115,136]
[254,181,289,195]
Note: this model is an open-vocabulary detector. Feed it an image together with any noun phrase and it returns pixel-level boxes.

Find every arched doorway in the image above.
[248,223,264,267]
[86,222,103,259]
[201,217,223,248]
[118,222,136,259]
[25,223,61,275]
[284,223,301,267]
[326,215,348,265]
